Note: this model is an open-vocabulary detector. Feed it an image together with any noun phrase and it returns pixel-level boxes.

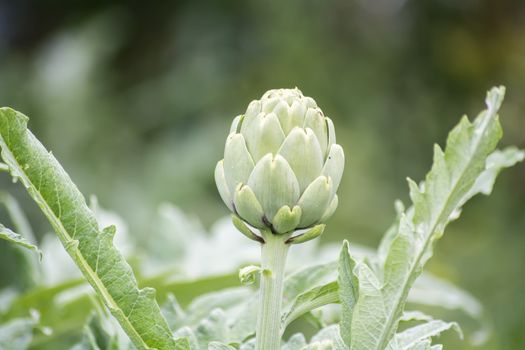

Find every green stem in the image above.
[256,231,290,350]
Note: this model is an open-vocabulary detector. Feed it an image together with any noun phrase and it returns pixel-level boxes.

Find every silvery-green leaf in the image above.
[278,128,324,192]
[229,262,338,344]
[338,241,358,346]
[283,262,338,307]
[282,281,339,329]
[320,195,338,222]
[215,160,233,211]
[247,154,300,221]
[311,325,348,350]
[0,317,37,350]
[283,333,308,350]
[386,320,462,350]
[223,133,255,193]
[347,87,511,350]
[194,309,228,349]
[322,144,345,196]
[241,112,286,161]
[0,108,186,350]
[405,340,431,350]
[173,327,199,350]
[304,108,328,157]
[71,312,121,350]
[465,146,524,199]
[184,287,252,329]
[297,176,332,227]
[240,338,256,350]
[272,205,302,234]
[400,311,433,323]
[233,184,265,228]
[301,340,335,350]
[226,291,259,343]
[208,341,237,350]
[0,223,41,258]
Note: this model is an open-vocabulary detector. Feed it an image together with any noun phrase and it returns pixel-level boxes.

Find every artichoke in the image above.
[215,88,344,236]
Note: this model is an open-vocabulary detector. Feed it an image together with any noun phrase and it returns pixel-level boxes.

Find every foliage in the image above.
[0,87,523,350]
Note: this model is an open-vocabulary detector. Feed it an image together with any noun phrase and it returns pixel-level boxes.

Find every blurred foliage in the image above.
[0,0,524,349]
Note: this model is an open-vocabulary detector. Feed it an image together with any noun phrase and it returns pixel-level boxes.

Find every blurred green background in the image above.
[0,0,524,349]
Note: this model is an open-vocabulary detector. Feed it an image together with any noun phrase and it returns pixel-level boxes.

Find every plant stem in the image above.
[256,231,290,350]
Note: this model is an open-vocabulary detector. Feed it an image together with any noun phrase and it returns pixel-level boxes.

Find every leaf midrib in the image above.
[0,132,151,349]
[371,110,497,350]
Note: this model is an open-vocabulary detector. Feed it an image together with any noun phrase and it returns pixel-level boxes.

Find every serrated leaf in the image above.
[347,87,517,350]
[0,108,186,350]
[0,223,41,258]
[386,320,462,350]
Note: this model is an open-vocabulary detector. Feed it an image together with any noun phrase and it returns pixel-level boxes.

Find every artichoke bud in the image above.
[215,88,345,235]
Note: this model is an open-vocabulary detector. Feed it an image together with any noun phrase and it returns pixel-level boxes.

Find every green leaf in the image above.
[281,281,338,329]
[229,261,338,343]
[178,287,251,329]
[0,108,186,350]
[386,320,462,350]
[283,262,338,306]
[0,317,37,350]
[282,333,308,350]
[0,223,41,258]
[347,87,517,350]
[194,309,228,349]
[70,312,120,350]
[337,241,358,346]
[311,325,347,350]
[208,341,237,350]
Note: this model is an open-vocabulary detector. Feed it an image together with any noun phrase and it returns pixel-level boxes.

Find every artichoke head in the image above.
[215,88,344,235]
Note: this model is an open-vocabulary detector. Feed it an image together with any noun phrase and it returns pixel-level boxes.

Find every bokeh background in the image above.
[0,0,524,349]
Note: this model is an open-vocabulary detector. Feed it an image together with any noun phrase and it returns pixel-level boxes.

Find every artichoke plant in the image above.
[215,88,345,236]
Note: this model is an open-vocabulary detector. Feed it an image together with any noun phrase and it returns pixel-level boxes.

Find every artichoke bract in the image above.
[215,88,344,235]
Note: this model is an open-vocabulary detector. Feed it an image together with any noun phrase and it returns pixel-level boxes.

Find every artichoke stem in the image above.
[256,231,291,350]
